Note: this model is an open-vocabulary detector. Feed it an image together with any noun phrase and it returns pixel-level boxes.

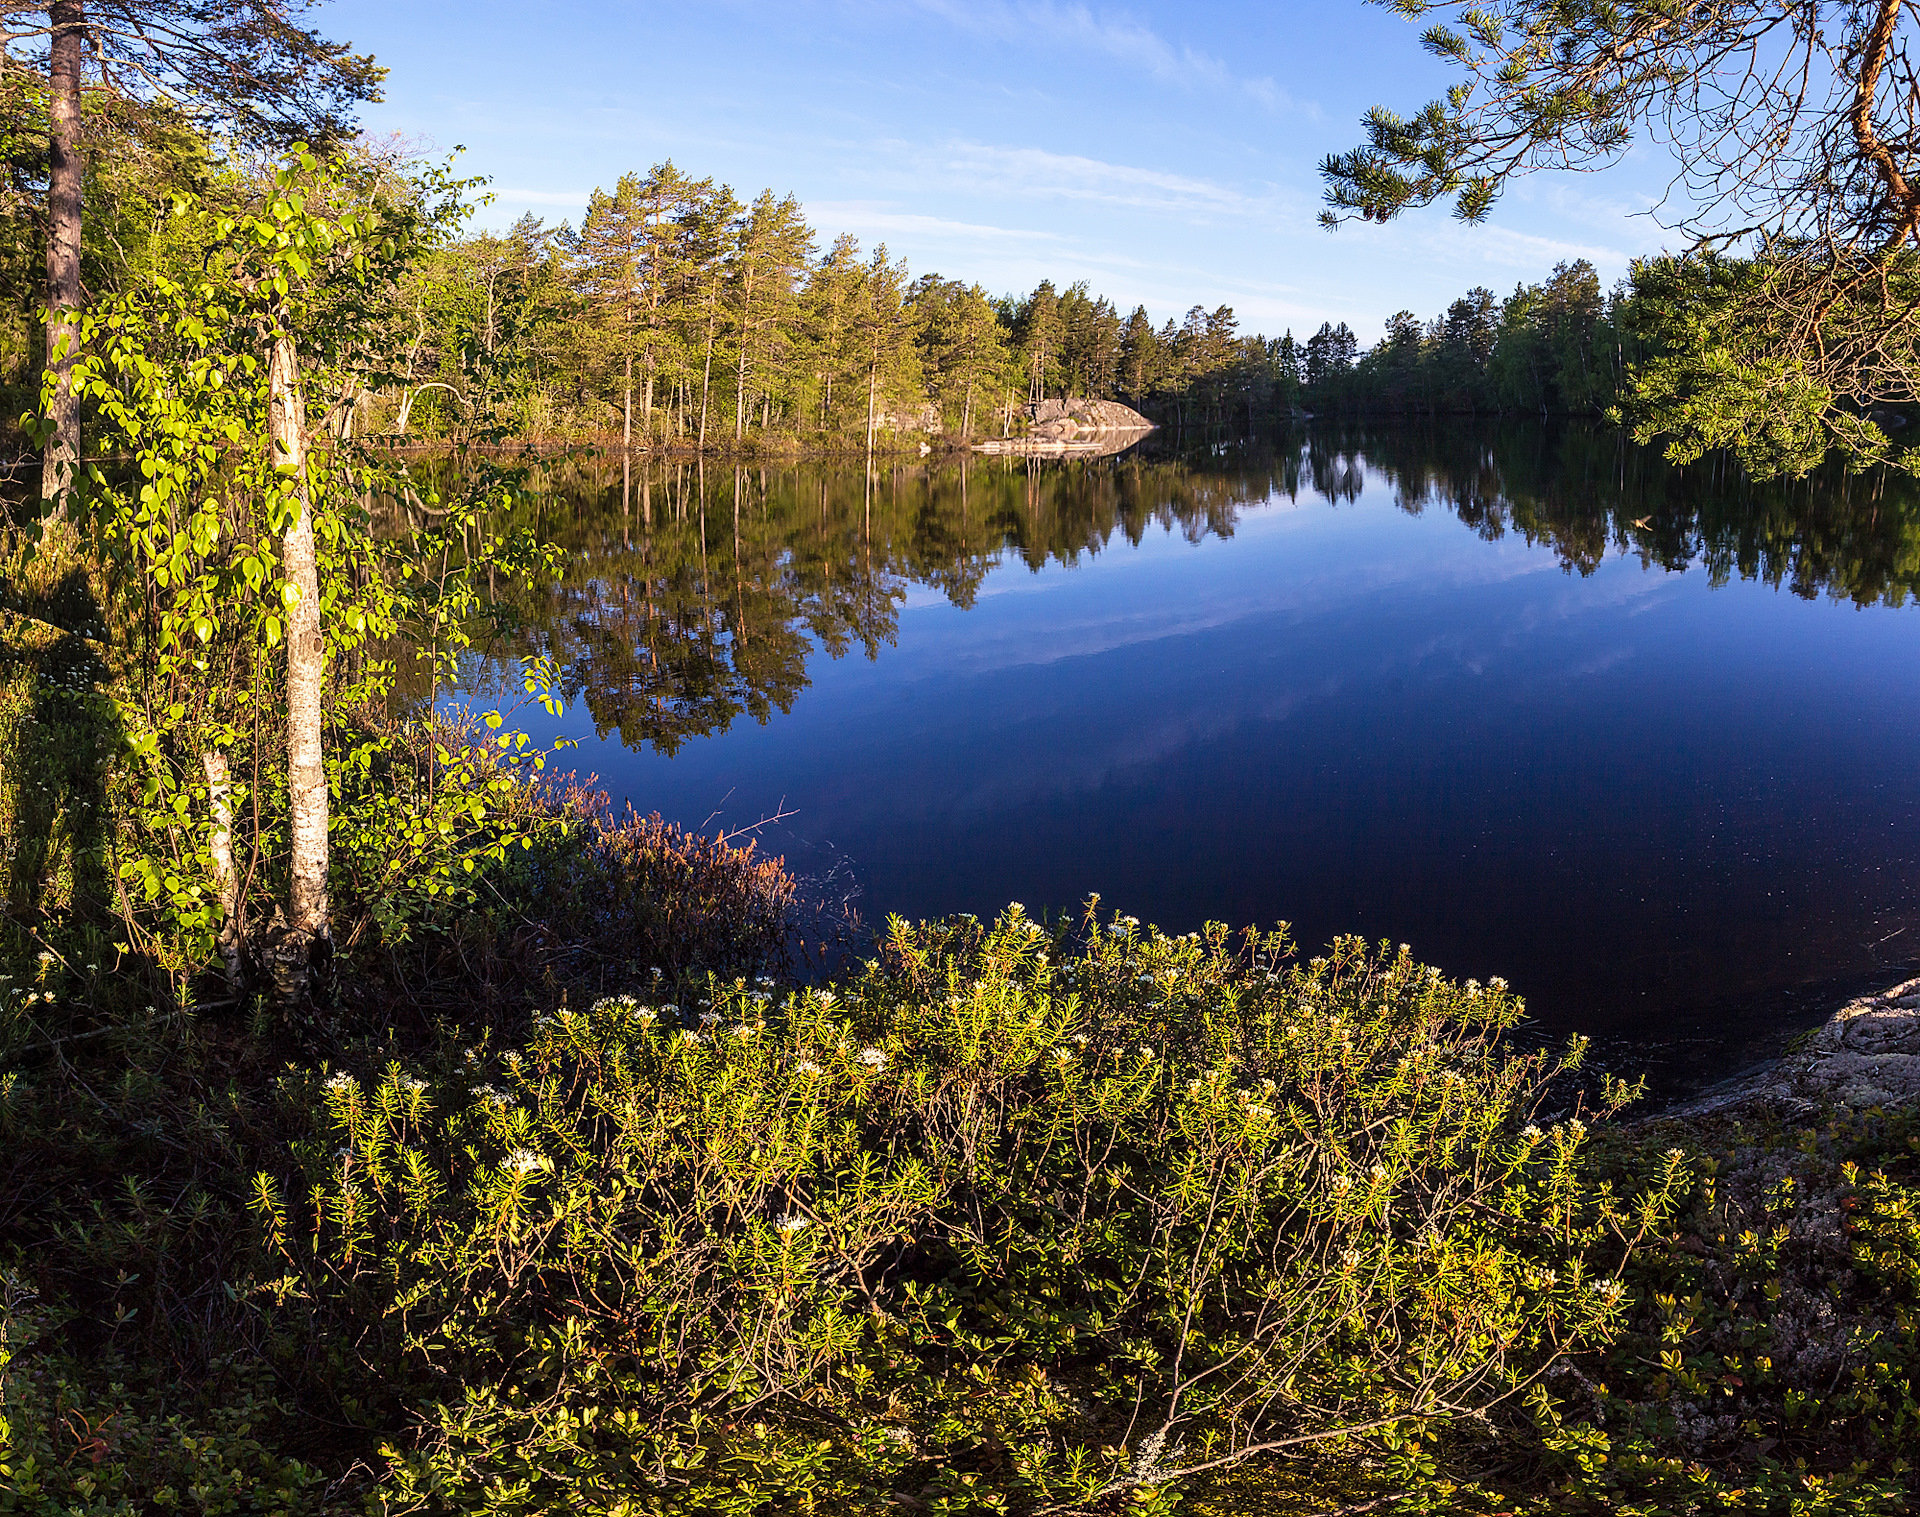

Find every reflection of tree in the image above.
[457,425,1920,754]
[1338,421,1920,608]
[470,445,1302,751]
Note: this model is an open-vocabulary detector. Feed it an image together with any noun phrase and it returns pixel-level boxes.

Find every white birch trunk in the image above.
[41,0,84,512]
[270,331,329,1001]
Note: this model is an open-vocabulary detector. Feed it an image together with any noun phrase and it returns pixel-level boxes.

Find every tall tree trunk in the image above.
[734,268,756,442]
[41,0,85,510]
[865,344,878,478]
[623,352,632,452]
[269,330,329,1003]
[699,287,716,451]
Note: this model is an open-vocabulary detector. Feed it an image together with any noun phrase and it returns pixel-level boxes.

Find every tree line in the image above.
[379,160,1315,446]
[1300,259,1636,419]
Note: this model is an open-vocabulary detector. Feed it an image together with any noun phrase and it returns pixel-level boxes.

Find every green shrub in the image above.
[0,1278,328,1517]
[258,909,1682,1514]
[1511,1112,1920,1516]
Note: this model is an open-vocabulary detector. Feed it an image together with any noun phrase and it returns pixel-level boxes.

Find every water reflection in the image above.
[1350,426,1920,607]
[445,426,1920,1076]
[473,449,1287,752]
[467,429,1920,756]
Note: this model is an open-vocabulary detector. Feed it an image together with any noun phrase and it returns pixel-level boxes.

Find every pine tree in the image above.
[730,190,813,440]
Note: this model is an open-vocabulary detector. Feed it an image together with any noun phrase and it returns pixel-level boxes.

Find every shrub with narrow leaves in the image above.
[257,908,1684,1514]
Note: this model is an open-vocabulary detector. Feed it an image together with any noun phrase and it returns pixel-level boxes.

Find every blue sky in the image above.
[323,0,1681,343]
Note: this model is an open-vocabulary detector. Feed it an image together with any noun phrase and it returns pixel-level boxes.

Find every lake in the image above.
[455,425,1920,1084]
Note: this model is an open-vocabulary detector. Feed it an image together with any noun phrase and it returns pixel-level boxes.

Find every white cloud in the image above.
[907,0,1309,113]
[940,142,1278,220]
[805,202,1063,242]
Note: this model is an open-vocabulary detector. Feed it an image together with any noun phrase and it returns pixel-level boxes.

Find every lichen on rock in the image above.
[1673,976,1920,1115]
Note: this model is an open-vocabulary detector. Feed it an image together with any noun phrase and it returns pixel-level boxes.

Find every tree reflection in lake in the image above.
[462,447,1296,753]
[1342,424,1920,608]
[450,427,1920,759]
[414,426,1920,1080]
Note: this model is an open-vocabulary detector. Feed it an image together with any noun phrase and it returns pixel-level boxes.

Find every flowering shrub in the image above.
[256,908,1684,1513]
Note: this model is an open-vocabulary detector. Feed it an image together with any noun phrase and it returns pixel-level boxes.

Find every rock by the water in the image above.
[1668,977,1920,1116]
[975,397,1155,456]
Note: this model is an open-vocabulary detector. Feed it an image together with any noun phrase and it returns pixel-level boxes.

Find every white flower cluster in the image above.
[504,1148,548,1174]
[774,1212,808,1234]
[324,1071,357,1094]
[793,1058,824,1077]
[471,1084,513,1109]
[397,1075,427,1095]
[858,1047,887,1070]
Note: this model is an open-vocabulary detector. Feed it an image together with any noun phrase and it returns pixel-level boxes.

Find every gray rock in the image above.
[973,397,1156,456]
[1667,976,1920,1116]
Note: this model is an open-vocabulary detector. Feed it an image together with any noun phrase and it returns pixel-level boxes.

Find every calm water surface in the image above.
[463,427,1920,1078]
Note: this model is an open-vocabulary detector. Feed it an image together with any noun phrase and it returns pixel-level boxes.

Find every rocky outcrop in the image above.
[1668,977,1920,1117]
[1026,397,1153,439]
[974,397,1155,457]
[874,402,942,434]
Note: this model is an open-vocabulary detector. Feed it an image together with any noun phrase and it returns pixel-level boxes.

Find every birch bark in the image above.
[269,330,329,1000]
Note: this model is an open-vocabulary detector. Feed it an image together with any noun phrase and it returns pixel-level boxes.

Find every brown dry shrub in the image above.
[341,781,801,1034]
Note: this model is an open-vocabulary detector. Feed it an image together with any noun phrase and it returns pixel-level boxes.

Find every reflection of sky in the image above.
[503,464,1920,1062]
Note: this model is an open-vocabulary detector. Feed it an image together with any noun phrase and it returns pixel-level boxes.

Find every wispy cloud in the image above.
[1431,223,1631,274]
[939,142,1278,220]
[908,0,1312,114]
[806,202,1063,242]
[1332,217,1633,280]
